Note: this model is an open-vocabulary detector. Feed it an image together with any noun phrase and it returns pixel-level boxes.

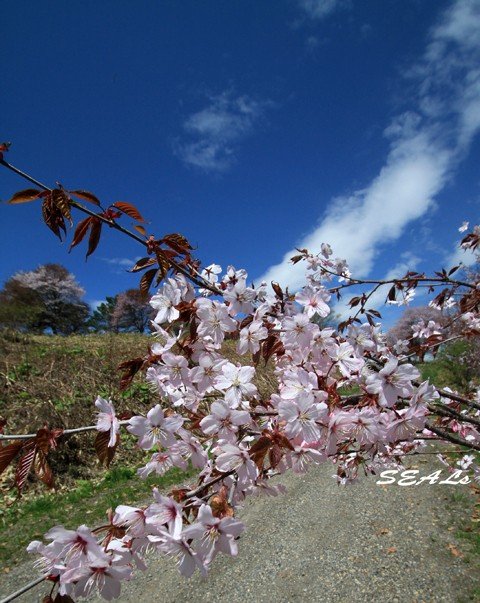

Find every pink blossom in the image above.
[215,443,258,485]
[128,404,183,449]
[61,558,132,601]
[214,363,257,408]
[223,280,256,315]
[182,504,244,564]
[149,527,208,578]
[158,352,191,388]
[365,357,420,407]
[237,320,268,355]
[95,396,120,448]
[44,524,105,566]
[113,505,147,537]
[145,488,183,537]
[200,400,251,441]
[281,313,315,348]
[150,279,181,324]
[196,298,237,345]
[295,285,331,318]
[190,353,226,393]
[330,342,364,378]
[278,395,327,443]
[137,450,187,479]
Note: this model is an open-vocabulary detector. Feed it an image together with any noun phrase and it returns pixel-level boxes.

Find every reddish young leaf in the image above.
[130,257,157,272]
[69,190,101,206]
[134,224,147,237]
[95,431,118,467]
[112,201,145,223]
[162,233,193,254]
[69,217,94,252]
[271,281,284,300]
[87,218,102,258]
[0,441,24,475]
[269,444,283,469]
[51,188,72,225]
[7,188,43,204]
[387,285,396,302]
[15,442,36,493]
[249,435,272,470]
[118,356,146,389]
[34,450,55,488]
[273,431,295,452]
[139,268,158,296]
[155,250,171,280]
[34,426,63,453]
[42,195,67,240]
[210,486,234,518]
[290,254,304,265]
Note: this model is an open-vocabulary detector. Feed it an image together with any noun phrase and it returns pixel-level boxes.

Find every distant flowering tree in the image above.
[0,263,90,334]
[386,305,448,361]
[0,143,479,601]
[111,289,153,333]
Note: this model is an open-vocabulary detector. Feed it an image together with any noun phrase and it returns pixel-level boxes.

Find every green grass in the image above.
[0,465,196,568]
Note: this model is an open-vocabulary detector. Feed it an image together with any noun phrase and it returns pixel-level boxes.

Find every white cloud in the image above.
[297,0,346,20]
[101,257,138,269]
[444,241,477,270]
[100,257,141,275]
[259,0,480,292]
[175,92,268,172]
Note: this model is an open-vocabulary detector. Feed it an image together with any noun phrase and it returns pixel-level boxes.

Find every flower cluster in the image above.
[28,239,480,601]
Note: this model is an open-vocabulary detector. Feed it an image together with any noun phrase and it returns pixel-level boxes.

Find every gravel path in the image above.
[1,455,477,603]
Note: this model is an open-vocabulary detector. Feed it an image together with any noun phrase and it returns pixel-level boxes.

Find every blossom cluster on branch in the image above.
[0,148,479,602]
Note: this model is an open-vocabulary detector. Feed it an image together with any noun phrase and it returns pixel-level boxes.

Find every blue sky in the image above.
[1,0,479,325]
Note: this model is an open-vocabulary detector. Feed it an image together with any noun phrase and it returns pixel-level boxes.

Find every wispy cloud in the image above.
[175,92,269,172]
[297,0,347,21]
[259,0,480,291]
[101,257,139,274]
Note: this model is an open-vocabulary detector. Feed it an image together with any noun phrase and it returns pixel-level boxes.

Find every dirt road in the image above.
[1,456,477,603]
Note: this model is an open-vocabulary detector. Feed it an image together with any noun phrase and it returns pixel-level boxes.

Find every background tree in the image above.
[111,289,153,333]
[0,264,89,334]
[0,277,44,331]
[386,305,447,360]
[88,296,119,333]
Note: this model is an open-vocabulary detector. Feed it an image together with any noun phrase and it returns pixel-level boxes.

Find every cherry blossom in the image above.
[214,363,257,408]
[182,504,244,564]
[200,400,251,441]
[150,278,182,324]
[365,357,420,408]
[127,404,183,449]
[95,397,120,447]
[295,285,331,318]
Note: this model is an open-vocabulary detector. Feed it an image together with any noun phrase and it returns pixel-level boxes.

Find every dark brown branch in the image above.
[426,423,480,451]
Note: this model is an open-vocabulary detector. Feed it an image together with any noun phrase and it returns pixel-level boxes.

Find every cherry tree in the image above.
[0,142,479,602]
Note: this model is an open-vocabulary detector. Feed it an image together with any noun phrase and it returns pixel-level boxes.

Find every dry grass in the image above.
[0,332,277,484]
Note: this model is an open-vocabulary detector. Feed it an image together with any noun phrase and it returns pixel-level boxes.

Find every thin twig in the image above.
[0,420,130,441]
